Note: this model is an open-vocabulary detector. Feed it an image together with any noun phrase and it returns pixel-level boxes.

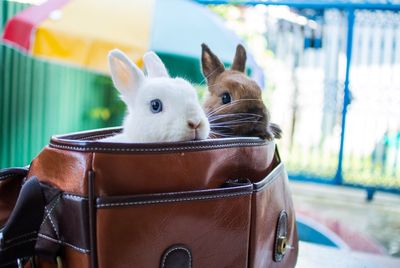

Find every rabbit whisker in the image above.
[199,66,224,85]
[209,114,262,121]
[210,125,238,129]
[206,102,243,117]
[208,114,263,123]
[211,120,268,127]
[210,118,262,125]
[208,133,217,139]
[205,81,224,88]
[208,131,235,137]
[210,121,266,129]
[208,113,263,119]
[206,99,263,117]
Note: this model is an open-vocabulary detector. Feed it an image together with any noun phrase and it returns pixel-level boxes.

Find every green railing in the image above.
[0,1,122,168]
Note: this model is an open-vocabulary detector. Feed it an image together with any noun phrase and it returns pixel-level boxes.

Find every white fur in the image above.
[102,49,210,143]
[143,51,169,78]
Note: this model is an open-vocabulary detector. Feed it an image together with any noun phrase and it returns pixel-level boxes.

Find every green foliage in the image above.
[195,84,208,104]
[93,75,125,125]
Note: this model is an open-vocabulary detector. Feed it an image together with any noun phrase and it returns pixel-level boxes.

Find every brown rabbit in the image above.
[201,43,282,140]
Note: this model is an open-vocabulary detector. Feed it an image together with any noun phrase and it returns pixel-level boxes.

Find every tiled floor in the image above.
[297,241,400,268]
[290,181,400,258]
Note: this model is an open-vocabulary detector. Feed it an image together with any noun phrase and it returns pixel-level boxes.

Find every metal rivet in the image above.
[277,236,288,255]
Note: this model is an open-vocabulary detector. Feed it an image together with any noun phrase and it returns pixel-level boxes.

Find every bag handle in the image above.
[0,176,60,268]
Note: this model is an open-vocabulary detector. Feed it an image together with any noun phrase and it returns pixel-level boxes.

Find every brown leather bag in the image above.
[0,128,298,268]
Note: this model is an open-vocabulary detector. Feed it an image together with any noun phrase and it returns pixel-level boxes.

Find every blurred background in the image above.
[1,0,400,262]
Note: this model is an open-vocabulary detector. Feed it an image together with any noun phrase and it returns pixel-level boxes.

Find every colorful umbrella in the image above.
[2,0,264,84]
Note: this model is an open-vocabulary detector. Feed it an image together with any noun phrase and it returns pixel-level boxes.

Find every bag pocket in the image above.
[248,151,299,268]
[96,181,253,268]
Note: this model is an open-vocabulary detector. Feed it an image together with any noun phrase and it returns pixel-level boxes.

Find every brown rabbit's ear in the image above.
[201,43,225,83]
[231,44,246,72]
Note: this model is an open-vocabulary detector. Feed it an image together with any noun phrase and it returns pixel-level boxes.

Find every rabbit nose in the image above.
[188,120,201,130]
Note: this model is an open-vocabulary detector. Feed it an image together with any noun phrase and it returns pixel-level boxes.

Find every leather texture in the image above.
[96,182,253,267]
[0,168,27,227]
[0,177,46,266]
[274,210,289,262]
[0,127,298,268]
[35,191,90,257]
[28,147,92,195]
[249,162,299,268]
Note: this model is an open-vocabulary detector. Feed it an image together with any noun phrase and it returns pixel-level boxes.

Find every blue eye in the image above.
[150,99,163,113]
[221,92,231,104]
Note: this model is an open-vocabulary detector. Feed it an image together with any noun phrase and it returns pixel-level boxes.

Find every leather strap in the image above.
[0,168,28,227]
[0,177,60,267]
[0,168,28,181]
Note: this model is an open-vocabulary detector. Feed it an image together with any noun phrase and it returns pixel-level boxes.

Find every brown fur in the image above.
[201,44,282,140]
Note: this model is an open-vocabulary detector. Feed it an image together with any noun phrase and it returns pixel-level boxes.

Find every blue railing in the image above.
[197,0,400,199]
[197,0,400,10]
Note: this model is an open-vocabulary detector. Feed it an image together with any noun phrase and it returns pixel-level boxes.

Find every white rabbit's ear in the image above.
[108,49,144,98]
[143,51,169,78]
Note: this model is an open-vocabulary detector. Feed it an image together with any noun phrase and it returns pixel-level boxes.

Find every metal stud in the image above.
[277,235,288,255]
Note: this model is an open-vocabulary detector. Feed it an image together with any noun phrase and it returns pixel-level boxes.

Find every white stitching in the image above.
[38,233,90,253]
[50,142,264,152]
[40,195,61,238]
[51,143,261,151]
[101,185,251,200]
[0,174,14,180]
[40,195,61,228]
[45,206,60,239]
[254,164,284,192]
[161,246,192,268]
[0,174,21,180]
[73,130,122,140]
[78,133,117,140]
[97,192,250,208]
[63,193,88,201]
[40,194,86,230]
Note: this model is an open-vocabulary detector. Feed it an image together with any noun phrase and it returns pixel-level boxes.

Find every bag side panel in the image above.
[28,146,92,195]
[249,164,299,268]
[27,146,93,267]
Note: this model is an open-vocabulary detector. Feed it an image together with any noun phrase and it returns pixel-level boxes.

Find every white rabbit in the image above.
[101,49,210,143]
